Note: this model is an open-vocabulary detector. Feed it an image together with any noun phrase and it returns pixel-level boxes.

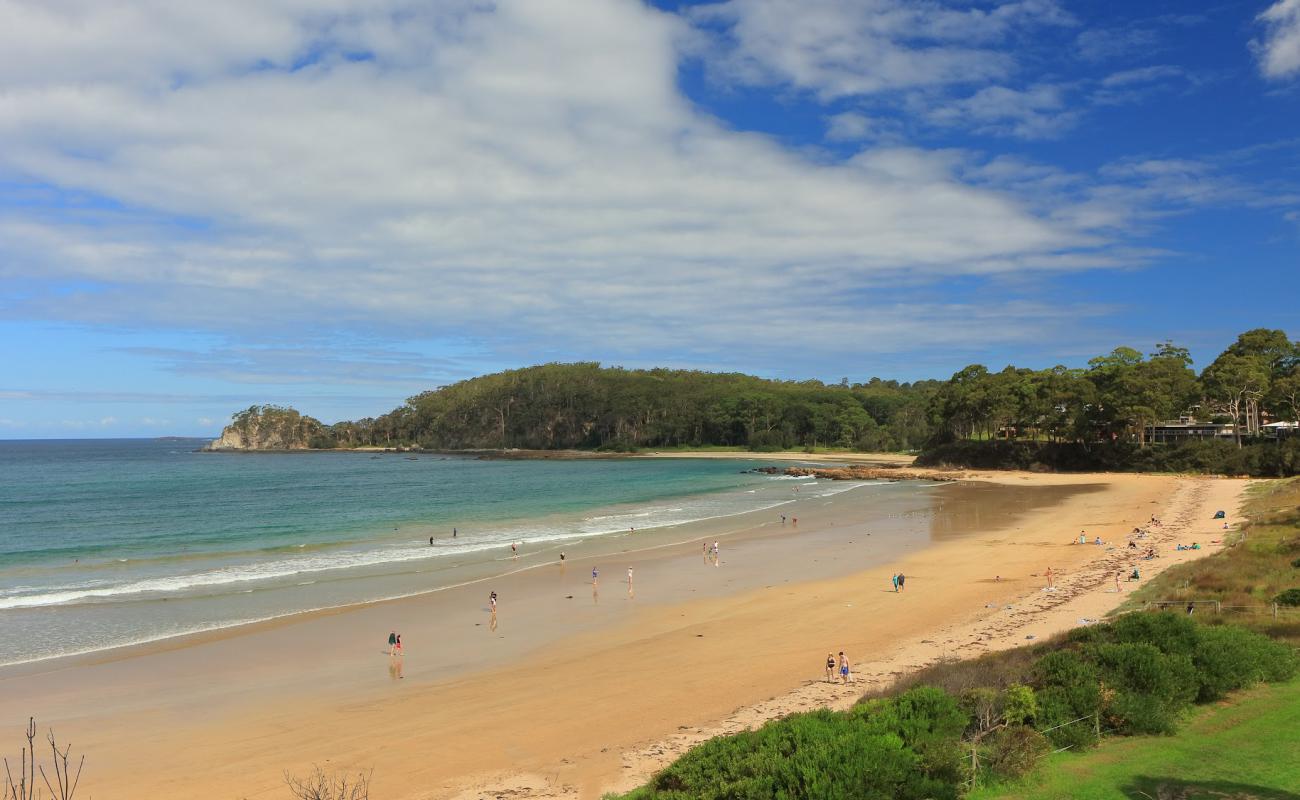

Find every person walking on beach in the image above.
[489,591,497,612]
[781,515,787,525]
[897,573,905,591]
[592,566,599,585]
[1115,572,1122,592]
[394,633,403,656]
[838,651,853,684]
[627,567,634,588]
[388,630,397,656]
[825,653,836,683]
[1045,566,1055,589]
[891,573,899,592]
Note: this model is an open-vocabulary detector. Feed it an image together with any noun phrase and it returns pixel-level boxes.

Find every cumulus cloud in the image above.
[1256,0,1300,79]
[0,0,1177,371]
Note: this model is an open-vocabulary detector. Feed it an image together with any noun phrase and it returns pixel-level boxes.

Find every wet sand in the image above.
[0,470,1246,799]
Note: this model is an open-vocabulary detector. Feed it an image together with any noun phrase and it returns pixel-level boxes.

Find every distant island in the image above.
[207,328,1300,476]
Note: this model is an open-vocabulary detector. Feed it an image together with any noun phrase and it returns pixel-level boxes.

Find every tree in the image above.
[1202,354,1269,447]
[1271,368,1300,425]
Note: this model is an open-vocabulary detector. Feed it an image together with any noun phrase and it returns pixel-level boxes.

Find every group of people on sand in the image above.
[1075,530,1103,545]
[890,573,906,592]
[387,630,403,656]
[825,651,853,683]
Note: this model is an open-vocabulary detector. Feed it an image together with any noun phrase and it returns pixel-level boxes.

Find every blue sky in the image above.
[1,0,1298,438]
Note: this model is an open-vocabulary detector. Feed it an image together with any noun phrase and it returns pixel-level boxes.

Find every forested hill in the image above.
[209,329,1300,467]
[215,364,937,452]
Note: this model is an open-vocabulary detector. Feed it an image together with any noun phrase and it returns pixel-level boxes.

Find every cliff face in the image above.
[206,405,324,451]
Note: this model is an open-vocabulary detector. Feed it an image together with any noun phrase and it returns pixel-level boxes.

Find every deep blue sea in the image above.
[0,439,832,665]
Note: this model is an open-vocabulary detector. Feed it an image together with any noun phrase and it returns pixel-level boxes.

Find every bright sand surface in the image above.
[0,470,1249,799]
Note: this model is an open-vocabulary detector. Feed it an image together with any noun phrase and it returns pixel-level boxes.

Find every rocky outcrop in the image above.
[749,465,961,482]
[205,405,325,451]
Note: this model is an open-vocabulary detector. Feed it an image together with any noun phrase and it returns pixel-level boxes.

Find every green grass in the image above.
[970,678,1300,800]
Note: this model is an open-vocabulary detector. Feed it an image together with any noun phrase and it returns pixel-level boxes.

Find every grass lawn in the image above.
[972,678,1300,800]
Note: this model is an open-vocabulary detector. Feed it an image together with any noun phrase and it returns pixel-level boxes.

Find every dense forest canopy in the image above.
[313,364,937,452]
[218,328,1299,456]
[927,329,1300,448]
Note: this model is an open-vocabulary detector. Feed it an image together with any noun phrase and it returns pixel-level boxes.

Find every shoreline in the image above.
[458,472,1250,799]
[0,469,1247,799]
[197,445,920,465]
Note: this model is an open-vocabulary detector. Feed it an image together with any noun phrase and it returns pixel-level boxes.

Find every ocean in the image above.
[0,439,872,666]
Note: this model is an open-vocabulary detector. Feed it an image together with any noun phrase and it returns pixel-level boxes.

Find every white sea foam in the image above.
[0,480,885,612]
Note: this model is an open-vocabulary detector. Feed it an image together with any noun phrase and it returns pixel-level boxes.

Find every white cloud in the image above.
[1100,65,1186,88]
[1256,0,1300,79]
[1074,26,1160,63]
[0,0,1161,364]
[691,0,1072,100]
[824,112,876,142]
[926,84,1080,140]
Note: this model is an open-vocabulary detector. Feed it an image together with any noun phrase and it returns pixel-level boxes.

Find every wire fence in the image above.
[1143,599,1299,618]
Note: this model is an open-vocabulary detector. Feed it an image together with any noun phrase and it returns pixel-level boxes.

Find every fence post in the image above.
[1093,712,1100,739]
[1215,600,1221,614]
[1274,603,1279,620]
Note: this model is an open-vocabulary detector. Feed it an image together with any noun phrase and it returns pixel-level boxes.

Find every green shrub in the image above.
[1106,612,1200,657]
[1002,684,1038,726]
[1276,588,1300,606]
[891,686,970,746]
[639,707,958,800]
[983,725,1050,781]
[1032,651,1102,749]
[1193,624,1298,701]
[1090,642,1197,735]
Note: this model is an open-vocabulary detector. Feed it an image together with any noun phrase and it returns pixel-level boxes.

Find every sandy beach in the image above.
[0,468,1248,800]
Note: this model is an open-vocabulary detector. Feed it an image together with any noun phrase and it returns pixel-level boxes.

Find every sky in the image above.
[1,0,1298,438]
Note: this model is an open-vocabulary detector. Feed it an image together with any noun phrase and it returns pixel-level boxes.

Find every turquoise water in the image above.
[0,440,819,665]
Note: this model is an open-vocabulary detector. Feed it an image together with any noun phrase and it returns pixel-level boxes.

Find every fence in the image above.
[1144,599,1298,619]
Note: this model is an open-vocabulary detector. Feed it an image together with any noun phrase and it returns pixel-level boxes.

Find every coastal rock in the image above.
[205,405,324,451]
[750,465,960,482]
